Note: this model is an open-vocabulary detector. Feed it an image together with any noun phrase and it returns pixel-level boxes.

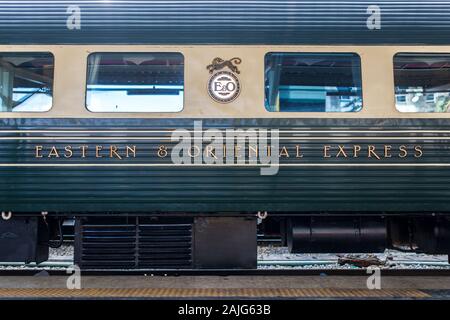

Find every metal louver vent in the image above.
[74,217,193,270]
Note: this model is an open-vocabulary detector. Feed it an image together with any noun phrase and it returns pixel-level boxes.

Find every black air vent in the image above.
[75,217,193,269]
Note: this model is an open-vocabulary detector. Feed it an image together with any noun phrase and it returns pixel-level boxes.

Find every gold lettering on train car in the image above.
[353,145,361,158]
[368,145,381,160]
[414,145,423,158]
[30,143,424,163]
[399,145,408,158]
[80,145,88,158]
[205,145,218,159]
[109,146,122,160]
[35,145,43,158]
[157,145,168,158]
[95,146,103,158]
[48,146,60,158]
[295,145,304,158]
[126,146,136,158]
[188,146,200,158]
[323,145,331,158]
[234,145,243,159]
[279,146,290,158]
[64,146,73,158]
[249,145,258,158]
[336,145,348,158]
[384,145,392,158]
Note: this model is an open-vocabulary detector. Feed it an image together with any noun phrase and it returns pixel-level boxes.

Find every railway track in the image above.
[1,258,449,276]
[1,258,449,268]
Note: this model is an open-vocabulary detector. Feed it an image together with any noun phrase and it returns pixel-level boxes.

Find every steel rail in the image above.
[1,258,449,269]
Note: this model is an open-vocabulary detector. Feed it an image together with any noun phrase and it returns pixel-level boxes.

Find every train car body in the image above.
[0,0,450,269]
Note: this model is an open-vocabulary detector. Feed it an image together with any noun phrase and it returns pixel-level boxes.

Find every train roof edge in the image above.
[1,0,450,45]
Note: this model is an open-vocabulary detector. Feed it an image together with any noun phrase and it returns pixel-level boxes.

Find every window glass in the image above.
[264,53,363,112]
[86,52,184,112]
[0,52,53,112]
[394,53,450,112]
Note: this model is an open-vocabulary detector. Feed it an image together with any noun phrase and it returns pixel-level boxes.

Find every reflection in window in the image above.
[86,53,184,112]
[0,53,53,112]
[394,54,450,112]
[264,53,362,112]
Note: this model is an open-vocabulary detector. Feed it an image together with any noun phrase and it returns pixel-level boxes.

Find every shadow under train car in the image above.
[0,215,257,270]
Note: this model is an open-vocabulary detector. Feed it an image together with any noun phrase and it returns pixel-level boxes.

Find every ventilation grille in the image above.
[75,217,193,269]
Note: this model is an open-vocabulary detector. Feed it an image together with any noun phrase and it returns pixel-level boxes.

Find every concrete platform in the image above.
[0,275,449,299]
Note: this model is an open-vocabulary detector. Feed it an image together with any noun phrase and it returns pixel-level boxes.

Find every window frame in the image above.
[393,52,450,113]
[0,51,55,113]
[84,51,185,114]
[263,51,364,113]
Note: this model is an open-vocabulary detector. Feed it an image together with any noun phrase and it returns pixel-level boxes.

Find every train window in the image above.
[394,53,450,112]
[0,52,53,112]
[264,53,363,112]
[86,52,184,112]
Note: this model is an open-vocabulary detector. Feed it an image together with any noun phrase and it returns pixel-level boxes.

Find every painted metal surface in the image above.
[1,1,450,45]
[1,118,450,213]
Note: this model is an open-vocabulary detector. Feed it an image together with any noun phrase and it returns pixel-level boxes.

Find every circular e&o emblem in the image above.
[207,71,241,103]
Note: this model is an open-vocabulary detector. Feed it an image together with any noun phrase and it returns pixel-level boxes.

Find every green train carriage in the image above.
[1,0,450,269]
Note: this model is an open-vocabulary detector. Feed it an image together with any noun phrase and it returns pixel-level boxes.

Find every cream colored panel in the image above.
[0,45,450,119]
[360,47,396,118]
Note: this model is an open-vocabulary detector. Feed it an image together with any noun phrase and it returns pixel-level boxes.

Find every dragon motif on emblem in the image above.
[207,57,242,74]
